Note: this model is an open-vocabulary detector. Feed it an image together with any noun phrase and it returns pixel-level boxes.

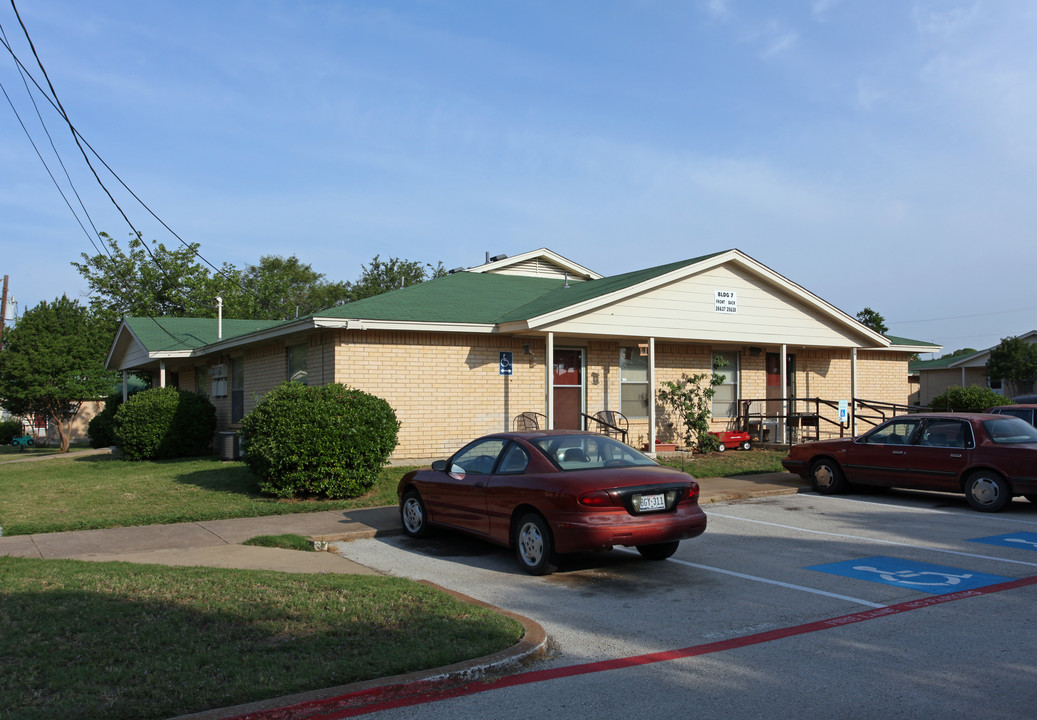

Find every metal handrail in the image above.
[739,396,932,443]
[582,412,628,444]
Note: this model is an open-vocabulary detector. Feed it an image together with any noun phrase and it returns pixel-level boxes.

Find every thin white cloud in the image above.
[698,0,731,21]
[912,2,981,38]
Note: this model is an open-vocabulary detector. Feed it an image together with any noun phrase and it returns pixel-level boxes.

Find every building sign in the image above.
[715,290,737,314]
[499,351,513,376]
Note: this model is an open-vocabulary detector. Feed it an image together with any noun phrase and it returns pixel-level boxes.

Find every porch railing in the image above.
[738,397,931,444]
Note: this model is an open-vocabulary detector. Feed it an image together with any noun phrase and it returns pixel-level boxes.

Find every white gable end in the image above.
[541,264,870,347]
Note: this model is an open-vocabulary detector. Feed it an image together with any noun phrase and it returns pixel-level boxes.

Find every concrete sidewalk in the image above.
[0,472,806,571]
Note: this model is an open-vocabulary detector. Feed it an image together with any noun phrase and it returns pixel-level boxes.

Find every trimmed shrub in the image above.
[87,391,138,449]
[0,420,22,445]
[113,387,217,461]
[239,382,400,499]
[930,385,1009,412]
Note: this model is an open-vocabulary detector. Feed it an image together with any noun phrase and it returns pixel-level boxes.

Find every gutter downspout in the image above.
[648,337,656,450]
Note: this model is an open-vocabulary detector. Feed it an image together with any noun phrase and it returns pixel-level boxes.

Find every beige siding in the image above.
[487,257,581,280]
[548,265,863,346]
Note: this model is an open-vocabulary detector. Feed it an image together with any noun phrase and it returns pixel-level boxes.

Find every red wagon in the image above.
[709,430,753,452]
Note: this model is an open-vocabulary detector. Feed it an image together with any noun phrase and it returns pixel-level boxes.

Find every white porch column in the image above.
[780,344,788,444]
[159,360,166,388]
[648,337,656,449]
[546,332,554,429]
[851,348,858,436]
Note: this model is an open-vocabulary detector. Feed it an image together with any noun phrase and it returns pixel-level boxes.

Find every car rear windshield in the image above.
[982,417,1037,444]
[532,435,657,471]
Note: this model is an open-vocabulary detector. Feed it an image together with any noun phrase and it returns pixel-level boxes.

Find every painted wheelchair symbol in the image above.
[1004,537,1037,549]
[852,565,974,587]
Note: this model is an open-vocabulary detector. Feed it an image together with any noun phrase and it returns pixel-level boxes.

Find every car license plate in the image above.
[639,493,665,512]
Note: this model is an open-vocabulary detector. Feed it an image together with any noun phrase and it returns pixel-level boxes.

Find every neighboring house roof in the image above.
[107,316,283,370]
[910,330,1037,374]
[106,248,941,372]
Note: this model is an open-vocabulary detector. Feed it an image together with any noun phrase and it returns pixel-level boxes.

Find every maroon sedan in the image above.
[782,413,1037,512]
[397,430,707,575]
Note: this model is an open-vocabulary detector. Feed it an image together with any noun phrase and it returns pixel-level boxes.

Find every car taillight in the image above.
[579,490,615,507]
[682,484,699,503]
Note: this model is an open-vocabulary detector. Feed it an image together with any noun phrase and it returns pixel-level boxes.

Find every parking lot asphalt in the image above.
[0,468,807,720]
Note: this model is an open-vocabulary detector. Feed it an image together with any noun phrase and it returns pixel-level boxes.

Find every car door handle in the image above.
[949,453,962,458]
[474,481,485,488]
[891,450,906,455]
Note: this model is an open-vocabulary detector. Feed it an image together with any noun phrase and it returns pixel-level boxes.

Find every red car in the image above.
[397,430,708,575]
[781,413,1037,512]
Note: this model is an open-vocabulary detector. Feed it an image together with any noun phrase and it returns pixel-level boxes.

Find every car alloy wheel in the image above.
[400,490,430,537]
[515,513,557,575]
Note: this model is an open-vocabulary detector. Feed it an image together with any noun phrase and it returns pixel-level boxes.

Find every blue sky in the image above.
[2,1,1035,357]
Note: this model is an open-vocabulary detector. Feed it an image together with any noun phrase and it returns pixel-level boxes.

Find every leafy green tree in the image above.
[0,296,117,452]
[856,307,888,334]
[71,232,233,325]
[74,235,445,321]
[986,336,1037,397]
[221,255,351,320]
[342,255,447,303]
[945,347,977,359]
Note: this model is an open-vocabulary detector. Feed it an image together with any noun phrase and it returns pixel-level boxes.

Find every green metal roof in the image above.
[885,335,941,350]
[123,316,283,352]
[317,252,725,325]
[314,272,564,324]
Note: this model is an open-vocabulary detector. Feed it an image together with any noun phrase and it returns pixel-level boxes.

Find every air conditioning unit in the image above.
[209,363,227,378]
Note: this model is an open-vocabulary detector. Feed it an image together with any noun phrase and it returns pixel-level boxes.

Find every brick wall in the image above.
[220,330,913,459]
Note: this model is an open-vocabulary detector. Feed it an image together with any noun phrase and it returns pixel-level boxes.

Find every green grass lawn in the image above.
[0,454,407,536]
[0,447,785,718]
[0,557,523,720]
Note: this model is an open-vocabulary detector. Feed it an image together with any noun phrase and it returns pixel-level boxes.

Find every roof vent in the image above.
[489,253,508,262]
[448,266,466,274]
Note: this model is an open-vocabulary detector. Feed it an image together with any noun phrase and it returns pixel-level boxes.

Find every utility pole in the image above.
[0,274,8,349]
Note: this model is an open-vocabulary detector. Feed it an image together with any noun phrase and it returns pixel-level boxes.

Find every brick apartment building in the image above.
[106,248,938,460]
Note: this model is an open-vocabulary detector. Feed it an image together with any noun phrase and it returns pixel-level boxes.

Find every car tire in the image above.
[964,471,1011,513]
[810,458,846,494]
[741,441,753,451]
[515,513,557,576]
[716,443,726,452]
[637,540,679,561]
[400,490,430,538]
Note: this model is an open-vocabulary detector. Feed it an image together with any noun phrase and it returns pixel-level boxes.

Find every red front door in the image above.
[553,348,584,430]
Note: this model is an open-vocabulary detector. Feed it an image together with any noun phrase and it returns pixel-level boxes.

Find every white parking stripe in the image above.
[708,512,1037,568]
[807,494,1037,527]
[615,548,886,608]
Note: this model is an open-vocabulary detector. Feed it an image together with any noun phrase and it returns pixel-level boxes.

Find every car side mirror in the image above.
[431,459,448,472]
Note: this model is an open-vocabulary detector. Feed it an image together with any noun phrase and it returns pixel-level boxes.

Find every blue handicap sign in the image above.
[967,532,1037,552]
[807,555,1014,594]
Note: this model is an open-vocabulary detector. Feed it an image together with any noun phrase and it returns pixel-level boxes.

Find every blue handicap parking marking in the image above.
[967,532,1037,552]
[807,556,1015,594]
